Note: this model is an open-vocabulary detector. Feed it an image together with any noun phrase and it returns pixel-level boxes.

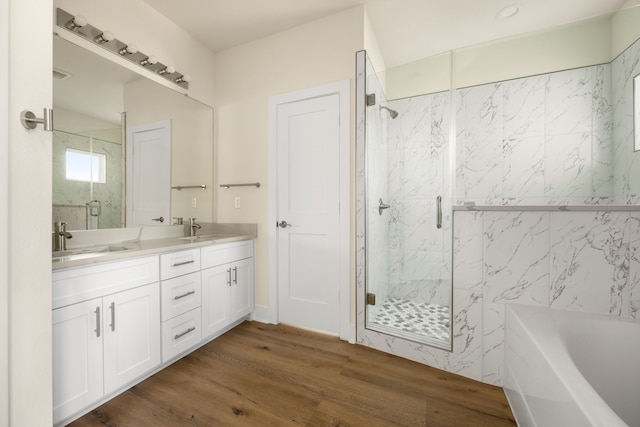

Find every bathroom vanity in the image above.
[51,230,255,426]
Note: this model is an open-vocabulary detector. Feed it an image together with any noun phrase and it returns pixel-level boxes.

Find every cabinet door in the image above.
[103,283,161,395]
[53,298,104,424]
[201,265,231,339]
[231,257,254,321]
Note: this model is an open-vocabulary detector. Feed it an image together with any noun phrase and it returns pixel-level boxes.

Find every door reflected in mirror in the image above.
[53,36,214,231]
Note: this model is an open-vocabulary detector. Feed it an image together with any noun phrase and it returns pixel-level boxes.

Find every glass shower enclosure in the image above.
[357,50,453,349]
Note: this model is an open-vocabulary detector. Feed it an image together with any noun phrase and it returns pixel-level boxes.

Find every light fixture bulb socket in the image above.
[67,15,87,30]
[94,31,114,44]
[140,55,158,66]
[159,65,176,75]
[118,44,138,55]
[175,74,192,84]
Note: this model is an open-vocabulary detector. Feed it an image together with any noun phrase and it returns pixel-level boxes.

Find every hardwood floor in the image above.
[70,322,517,426]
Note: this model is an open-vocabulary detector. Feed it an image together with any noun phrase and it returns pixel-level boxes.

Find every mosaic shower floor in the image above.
[370,298,450,342]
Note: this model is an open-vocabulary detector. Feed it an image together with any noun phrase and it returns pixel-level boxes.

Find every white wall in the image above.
[363,9,386,91]
[384,14,613,99]
[612,6,640,57]
[54,107,120,135]
[214,6,365,315]
[385,51,452,100]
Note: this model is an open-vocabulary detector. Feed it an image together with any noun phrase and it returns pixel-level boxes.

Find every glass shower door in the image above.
[363,52,453,349]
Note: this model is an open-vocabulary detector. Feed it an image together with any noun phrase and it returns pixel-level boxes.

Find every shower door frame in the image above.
[355,50,454,352]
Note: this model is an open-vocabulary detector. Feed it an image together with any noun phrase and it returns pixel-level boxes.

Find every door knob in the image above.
[152,216,165,223]
[277,220,290,228]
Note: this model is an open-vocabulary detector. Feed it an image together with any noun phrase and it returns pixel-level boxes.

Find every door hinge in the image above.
[365,93,376,107]
[366,293,376,306]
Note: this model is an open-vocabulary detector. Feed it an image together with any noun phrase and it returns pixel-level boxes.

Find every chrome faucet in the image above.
[53,221,73,251]
[189,218,201,237]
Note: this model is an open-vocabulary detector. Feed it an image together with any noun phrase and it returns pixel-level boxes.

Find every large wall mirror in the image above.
[53,36,214,230]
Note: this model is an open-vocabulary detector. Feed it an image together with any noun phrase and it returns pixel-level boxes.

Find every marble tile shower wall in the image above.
[456,65,614,205]
[385,93,452,305]
[52,131,123,229]
[356,43,640,389]
[454,209,640,386]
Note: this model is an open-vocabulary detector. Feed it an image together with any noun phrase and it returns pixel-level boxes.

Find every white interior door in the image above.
[127,120,171,226]
[276,93,341,335]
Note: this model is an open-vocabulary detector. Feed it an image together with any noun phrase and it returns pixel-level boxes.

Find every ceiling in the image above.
[143,0,635,68]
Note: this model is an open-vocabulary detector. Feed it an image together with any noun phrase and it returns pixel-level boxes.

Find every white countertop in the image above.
[52,224,257,270]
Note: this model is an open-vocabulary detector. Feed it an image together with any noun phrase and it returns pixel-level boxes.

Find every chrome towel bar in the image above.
[219,182,261,189]
[171,185,207,190]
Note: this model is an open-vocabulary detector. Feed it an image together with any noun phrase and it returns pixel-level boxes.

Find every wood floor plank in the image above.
[69,321,516,426]
[201,330,428,425]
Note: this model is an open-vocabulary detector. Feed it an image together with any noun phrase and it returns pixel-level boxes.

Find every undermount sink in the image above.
[52,244,134,262]
[177,234,232,241]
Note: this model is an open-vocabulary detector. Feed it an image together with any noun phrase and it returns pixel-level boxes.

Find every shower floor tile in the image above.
[371,298,450,342]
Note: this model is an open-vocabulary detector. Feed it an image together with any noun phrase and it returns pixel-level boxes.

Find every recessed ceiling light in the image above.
[496,4,520,20]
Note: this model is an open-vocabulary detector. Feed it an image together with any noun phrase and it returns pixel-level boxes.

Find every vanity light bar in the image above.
[55,8,190,90]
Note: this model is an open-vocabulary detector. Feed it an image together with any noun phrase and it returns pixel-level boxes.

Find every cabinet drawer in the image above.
[161,272,201,321]
[52,256,159,309]
[161,307,202,362]
[201,240,253,269]
[160,248,201,280]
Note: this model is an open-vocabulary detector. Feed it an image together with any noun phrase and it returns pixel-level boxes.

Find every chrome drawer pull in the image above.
[227,268,232,286]
[172,260,195,267]
[174,327,196,340]
[233,266,238,284]
[174,290,196,300]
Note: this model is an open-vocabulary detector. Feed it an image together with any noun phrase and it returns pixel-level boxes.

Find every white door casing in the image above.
[127,120,171,227]
[267,80,352,341]
[0,1,9,424]
[5,0,53,425]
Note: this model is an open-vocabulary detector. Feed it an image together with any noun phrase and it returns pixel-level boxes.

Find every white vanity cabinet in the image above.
[52,256,160,425]
[52,239,255,425]
[201,241,254,338]
[159,249,203,362]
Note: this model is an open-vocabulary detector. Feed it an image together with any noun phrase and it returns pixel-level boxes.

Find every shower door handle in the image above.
[378,198,390,216]
[436,196,442,229]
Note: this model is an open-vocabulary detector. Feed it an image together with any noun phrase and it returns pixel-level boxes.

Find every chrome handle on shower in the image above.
[436,196,442,229]
[378,198,390,216]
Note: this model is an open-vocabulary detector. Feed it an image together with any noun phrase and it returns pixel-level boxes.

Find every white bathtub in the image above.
[504,304,640,427]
